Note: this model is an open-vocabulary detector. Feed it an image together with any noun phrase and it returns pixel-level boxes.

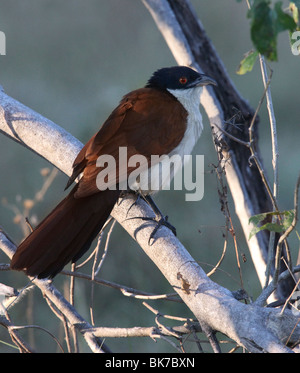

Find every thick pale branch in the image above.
[88,323,201,339]
[0,86,81,175]
[110,194,300,353]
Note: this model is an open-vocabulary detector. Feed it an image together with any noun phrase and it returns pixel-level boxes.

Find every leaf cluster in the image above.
[237,0,299,74]
[249,210,295,240]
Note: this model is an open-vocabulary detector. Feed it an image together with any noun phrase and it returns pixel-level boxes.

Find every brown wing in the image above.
[69,88,188,198]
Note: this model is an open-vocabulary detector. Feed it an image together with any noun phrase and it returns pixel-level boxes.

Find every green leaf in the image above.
[249,0,278,61]
[248,0,297,61]
[290,2,300,25]
[248,210,295,240]
[236,50,259,75]
[274,2,296,33]
[291,0,300,10]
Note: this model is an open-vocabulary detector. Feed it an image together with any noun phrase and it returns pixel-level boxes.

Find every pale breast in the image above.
[129,86,204,194]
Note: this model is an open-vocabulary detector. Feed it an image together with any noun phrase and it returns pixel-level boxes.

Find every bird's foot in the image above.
[119,190,143,216]
[126,192,177,245]
[141,214,177,245]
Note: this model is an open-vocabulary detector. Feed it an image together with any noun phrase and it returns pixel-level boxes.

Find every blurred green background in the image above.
[0,0,299,353]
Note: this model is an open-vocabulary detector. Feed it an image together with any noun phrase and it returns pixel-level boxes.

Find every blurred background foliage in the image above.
[0,0,299,352]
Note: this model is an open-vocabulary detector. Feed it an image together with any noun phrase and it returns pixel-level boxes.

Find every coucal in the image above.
[10,66,216,279]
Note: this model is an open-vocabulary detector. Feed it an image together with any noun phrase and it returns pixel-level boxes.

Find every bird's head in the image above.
[146,66,217,91]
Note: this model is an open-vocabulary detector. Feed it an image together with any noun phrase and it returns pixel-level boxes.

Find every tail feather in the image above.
[10,185,120,278]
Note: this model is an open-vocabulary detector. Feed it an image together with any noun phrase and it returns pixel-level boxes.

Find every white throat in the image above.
[130,86,204,194]
[167,86,204,157]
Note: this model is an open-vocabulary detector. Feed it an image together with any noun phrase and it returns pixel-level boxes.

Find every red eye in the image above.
[179,77,187,84]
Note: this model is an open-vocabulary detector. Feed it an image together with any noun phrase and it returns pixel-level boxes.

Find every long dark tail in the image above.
[11,185,120,279]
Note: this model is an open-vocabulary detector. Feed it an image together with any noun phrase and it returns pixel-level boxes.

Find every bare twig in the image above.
[95,219,116,276]
[281,278,300,315]
[255,265,300,307]
[34,168,59,202]
[62,269,180,302]
[45,293,72,353]
[206,238,227,277]
[0,314,35,353]
[211,129,244,289]
[10,324,65,352]
[142,301,191,351]
[273,173,300,284]
[69,262,79,352]
[259,58,280,288]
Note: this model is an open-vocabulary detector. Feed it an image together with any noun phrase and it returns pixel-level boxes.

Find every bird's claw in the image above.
[140,214,177,245]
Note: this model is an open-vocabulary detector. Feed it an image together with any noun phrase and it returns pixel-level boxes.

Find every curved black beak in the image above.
[190,74,217,87]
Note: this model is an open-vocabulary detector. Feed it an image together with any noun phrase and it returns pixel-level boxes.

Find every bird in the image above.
[10,66,217,279]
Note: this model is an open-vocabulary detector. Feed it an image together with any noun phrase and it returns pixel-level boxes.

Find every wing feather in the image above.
[67,88,187,198]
